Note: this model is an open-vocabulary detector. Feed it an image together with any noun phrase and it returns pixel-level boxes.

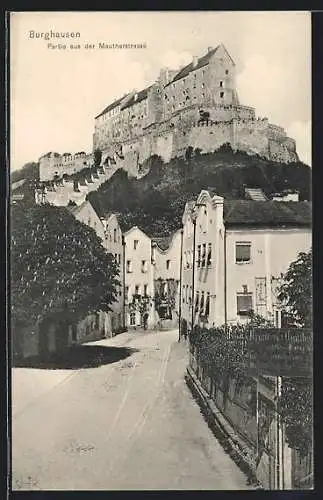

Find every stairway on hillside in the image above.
[244,187,268,201]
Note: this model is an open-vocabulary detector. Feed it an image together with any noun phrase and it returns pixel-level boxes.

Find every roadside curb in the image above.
[185,366,263,489]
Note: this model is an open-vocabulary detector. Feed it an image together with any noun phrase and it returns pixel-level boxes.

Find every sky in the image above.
[10,11,311,170]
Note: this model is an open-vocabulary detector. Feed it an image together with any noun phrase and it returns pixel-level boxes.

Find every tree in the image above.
[11,203,120,329]
[277,249,312,328]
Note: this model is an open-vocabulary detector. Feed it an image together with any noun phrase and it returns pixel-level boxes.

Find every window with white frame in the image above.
[205,292,210,317]
[130,312,136,326]
[134,239,139,250]
[135,285,140,295]
[166,260,171,270]
[195,291,200,313]
[236,242,251,263]
[126,260,132,273]
[201,243,206,268]
[197,245,201,268]
[237,293,253,316]
[207,243,212,266]
[200,291,205,312]
[141,260,147,273]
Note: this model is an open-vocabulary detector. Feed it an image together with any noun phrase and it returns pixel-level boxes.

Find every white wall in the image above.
[125,227,155,328]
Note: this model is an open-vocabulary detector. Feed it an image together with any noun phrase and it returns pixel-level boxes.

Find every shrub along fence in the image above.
[188,322,313,490]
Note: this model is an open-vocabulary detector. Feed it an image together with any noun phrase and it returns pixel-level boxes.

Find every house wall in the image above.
[101,214,125,332]
[124,227,155,328]
[225,228,312,325]
[153,230,182,325]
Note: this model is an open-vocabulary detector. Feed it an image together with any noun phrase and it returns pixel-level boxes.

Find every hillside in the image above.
[87,148,311,237]
[11,162,39,184]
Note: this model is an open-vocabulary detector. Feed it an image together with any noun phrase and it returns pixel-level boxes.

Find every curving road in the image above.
[12,329,250,490]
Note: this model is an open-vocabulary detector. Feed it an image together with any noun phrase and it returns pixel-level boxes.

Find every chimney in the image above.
[192,56,198,68]
[207,46,213,53]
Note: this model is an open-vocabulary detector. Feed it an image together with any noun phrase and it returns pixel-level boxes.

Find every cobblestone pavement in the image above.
[12,329,250,490]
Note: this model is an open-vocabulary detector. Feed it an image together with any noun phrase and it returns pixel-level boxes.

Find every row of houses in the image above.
[69,188,311,336]
[68,200,182,334]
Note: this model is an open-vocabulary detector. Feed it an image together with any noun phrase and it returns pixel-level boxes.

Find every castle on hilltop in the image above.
[38,44,299,187]
[93,44,298,176]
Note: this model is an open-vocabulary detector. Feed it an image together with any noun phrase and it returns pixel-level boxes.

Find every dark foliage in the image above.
[87,151,311,237]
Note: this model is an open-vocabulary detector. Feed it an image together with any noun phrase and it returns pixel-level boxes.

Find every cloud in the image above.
[287,121,311,166]
[160,50,192,70]
[236,54,286,122]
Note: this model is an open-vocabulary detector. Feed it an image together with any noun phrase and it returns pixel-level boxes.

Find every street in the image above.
[12,329,250,490]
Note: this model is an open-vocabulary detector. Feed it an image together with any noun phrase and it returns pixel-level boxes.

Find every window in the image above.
[220,92,224,98]
[114,228,117,243]
[201,244,206,268]
[125,286,129,301]
[195,292,200,313]
[237,293,253,316]
[220,81,223,88]
[135,285,140,295]
[205,293,210,317]
[134,239,139,250]
[141,260,147,273]
[236,242,251,263]
[225,69,229,75]
[130,312,136,326]
[115,253,117,261]
[143,284,148,296]
[166,260,171,270]
[126,260,132,273]
[182,285,185,303]
[207,243,212,266]
[118,254,121,265]
[200,292,205,312]
[189,286,192,305]
[197,245,201,268]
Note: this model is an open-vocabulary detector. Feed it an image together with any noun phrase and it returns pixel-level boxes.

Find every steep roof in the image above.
[95,93,130,119]
[165,46,220,87]
[223,200,312,227]
[120,86,152,111]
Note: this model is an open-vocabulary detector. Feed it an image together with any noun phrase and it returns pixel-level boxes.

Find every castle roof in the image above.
[95,93,130,119]
[223,200,311,227]
[120,86,153,111]
[165,46,220,87]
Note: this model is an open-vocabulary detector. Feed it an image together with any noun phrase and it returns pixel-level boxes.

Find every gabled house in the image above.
[124,226,155,329]
[181,190,312,330]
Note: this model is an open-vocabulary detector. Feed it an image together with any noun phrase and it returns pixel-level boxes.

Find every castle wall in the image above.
[186,122,233,154]
[233,119,269,157]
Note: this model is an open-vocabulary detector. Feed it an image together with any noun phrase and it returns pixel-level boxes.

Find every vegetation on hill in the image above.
[87,147,311,237]
[11,162,39,184]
